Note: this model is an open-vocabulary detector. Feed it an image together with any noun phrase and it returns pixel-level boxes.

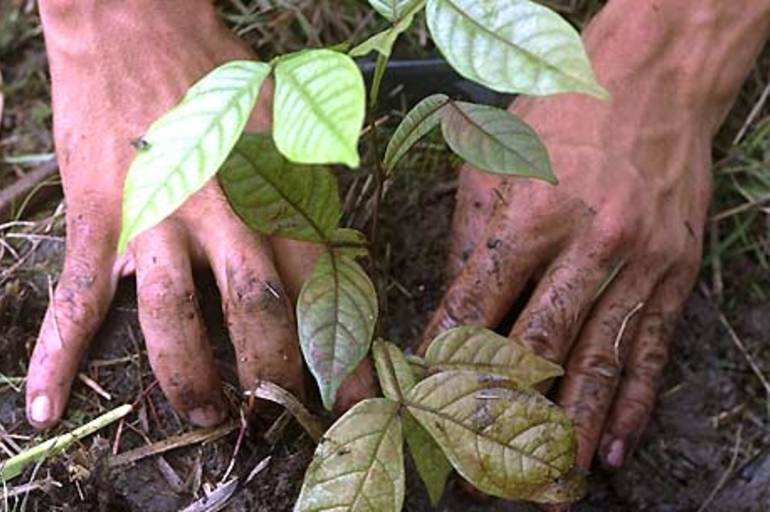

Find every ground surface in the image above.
[2,1,770,511]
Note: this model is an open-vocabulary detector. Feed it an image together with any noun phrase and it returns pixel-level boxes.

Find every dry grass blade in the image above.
[1,477,61,499]
[696,425,743,512]
[180,478,239,512]
[246,456,271,484]
[245,380,324,442]
[108,421,238,468]
[718,311,770,400]
[0,68,4,128]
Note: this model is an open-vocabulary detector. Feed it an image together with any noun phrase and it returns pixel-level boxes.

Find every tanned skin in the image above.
[29,0,770,480]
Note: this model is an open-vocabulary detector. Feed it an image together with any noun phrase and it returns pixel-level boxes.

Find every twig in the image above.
[733,78,770,145]
[0,477,61,499]
[0,160,58,221]
[77,372,112,401]
[221,409,248,483]
[107,421,238,468]
[263,410,291,445]
[718,311,770,400]
[709,220,723,302]
[696,425,743,512]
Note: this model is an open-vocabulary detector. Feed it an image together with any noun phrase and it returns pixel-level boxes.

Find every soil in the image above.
[3,151,770,511]
[3,3,770,512]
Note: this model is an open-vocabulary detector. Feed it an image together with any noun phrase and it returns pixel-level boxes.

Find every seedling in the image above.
[117,0,606,508]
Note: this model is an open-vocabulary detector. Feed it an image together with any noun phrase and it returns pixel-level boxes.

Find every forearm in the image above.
[38,0,227,73]
[586,0,770,134]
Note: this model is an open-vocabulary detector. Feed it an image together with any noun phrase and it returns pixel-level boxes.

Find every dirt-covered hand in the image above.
[27,0,374,430]
[421,0,769,472]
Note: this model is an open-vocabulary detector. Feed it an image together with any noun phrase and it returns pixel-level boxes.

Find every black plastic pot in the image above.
[357,57,512,109]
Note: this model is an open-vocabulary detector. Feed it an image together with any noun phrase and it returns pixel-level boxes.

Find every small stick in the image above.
[1,478,61,499]
[696,425,743,512]
[221,410,248,483]
[0,161,58,221]
[108,421,238,468]
[718,311,770,400]
[77,372,112,401]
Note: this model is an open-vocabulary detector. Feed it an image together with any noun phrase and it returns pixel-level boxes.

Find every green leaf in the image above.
[296,398,404,512]
[425,0,607,98]
[118,61,270,252]
[351,1,424,58]
[384,93,449,174]
[297,252,378,410]
[368,0,423,21]
[372,340,417,401]
[424,326,563,387]
[219,133,340,243]
[441,101,555,183]
[273,49,365,168]
[406,354,429,382]
[403,412,451,506]
[330,228,370,259]
[406,371,576,498]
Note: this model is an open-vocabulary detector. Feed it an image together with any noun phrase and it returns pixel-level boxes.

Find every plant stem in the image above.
[367,52,389,249]
[1,404,133,482]
[365,52,391,331]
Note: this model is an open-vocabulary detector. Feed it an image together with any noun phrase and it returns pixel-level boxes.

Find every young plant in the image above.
[295,328,587,510]
[117,0,606,508]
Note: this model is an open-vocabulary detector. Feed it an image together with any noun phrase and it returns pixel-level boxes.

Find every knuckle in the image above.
[52,285,101,336]
[516,311,564,362]
[593,213,637,255]
[440,289,486,328]
[572,351,622,384]
[139,274,196,321]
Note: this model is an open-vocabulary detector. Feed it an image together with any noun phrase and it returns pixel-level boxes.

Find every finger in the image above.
[135,223,225,427]
[26,208,117,429]
[447,168,505,280]
[420,189,568,353]
[510,243,624,364]
[598,276,689,469]
[269,237,323,302]
[555,269,657,469]
[200,211,304,403]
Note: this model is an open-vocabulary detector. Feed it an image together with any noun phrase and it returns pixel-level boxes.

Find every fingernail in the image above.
[30,395,52,424]
[188,405,223,427]
[605,438,626,468]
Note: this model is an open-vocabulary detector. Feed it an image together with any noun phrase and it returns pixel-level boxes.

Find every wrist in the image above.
[585,0,770,135]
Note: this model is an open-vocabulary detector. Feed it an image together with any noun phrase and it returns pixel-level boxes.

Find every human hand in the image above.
[26,0,374,429]
[419,1,741,472]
